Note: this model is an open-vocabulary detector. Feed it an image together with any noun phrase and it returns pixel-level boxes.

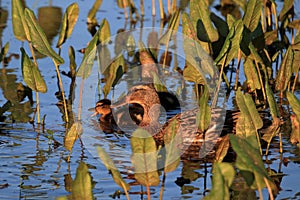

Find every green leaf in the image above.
[243,0,262,32]
[103,55,125,97]
[87,0,103,23]
[76,30,99,79]
[97,146,130,191]
[68,46,77,78]
[163,119,180,173]
[265,81,279,119]
[183,60,206,85]
[198,86,211,131]
[287,91,300,119]
[0,42,9,63]
[71,162,93,200]
[12,0,29,41]
[215,19,243,67]
[278,0,294,21]
[182,12,216,83]
[152,72,167,92]
[56,3,79,48]
[190,0,219,42]
[229,135,278,192]
[130,128,160,186]
[235,89,263,137]
[159,10,181,45]
[24,8,64,65]
[275,47,293,91]
[99,19,111,45]
[21,48,47,93]
[64,122,82,151]
[203,163,235,200]
[244,58,261,91]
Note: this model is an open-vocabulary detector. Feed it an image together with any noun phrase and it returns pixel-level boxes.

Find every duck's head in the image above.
[111,84,161,124]
[94,99,112,118]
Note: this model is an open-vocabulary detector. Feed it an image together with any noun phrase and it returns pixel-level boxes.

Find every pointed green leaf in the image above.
[163,119,180,173]
[152,72,167,92]
[265,81,279,119]
[198,86,211,131]
[103,55,125,97]
[99,19,111,45]
[275,47,293,91]
[76,30,99,79]
[12,0,29,41]
[56,3,79,48]
[190,0,219,42]
[71,162,93,200]
[64,122,82,151]
[243,0,262,32]
[229,135,278,192]
[97,146,130,191]
[21,48,47,93]
[87,0,103,23]
[203,163,235,200]
[68,46,77,78]
[215,19,243,67]
[244,58,261,91]
[287,91,300,119]
[235,89,263,137]
[24,8,64,64]
[159,10,180,45]
[131,128,160,186]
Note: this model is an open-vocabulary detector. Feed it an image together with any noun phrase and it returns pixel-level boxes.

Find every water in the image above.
[0,0,300,199]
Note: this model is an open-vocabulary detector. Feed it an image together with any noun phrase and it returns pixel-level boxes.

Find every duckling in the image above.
[93,99,144,133]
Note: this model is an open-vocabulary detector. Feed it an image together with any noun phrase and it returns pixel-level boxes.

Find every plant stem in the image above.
[55,63,69,123]
[123,0,128,19]
[159,172,166,200]
[152,0,155,16]
[147,185,151,200]
[140,0,144,16]
[36,91,40,124]
[159,0,164,19]
[78,78,85,121]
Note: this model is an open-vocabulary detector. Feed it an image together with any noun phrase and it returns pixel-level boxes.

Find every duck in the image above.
[110,84,254,160]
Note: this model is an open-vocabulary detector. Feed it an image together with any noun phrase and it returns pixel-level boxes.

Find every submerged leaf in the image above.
[21,48,47,93]
[97,146,130,191]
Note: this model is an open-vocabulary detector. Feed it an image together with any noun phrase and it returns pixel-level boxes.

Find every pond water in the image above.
[1,0,300,199]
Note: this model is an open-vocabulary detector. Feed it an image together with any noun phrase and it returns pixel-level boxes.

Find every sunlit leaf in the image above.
[152,72,167,92]
[215,19,243,67]
[265,81,279,119]
[198,86,211,131]
[68,46,77,78]
[56,3,79,48]
[97,146,130,191]
[275,47,293,91]
[99,19,111,45]
[278,0,294,21]
[0,42,9,63]
[76,30,99,79]
[230,135,278,193]
[287,92,300,119]
[243,0,262,32]
[190,0,219,42]
[235,89,263,138]
[103,55,125,97]
[215,134,230,162]
[64,122,82,151]
[203,162,235,200]
[163,119,180,173]
[183,60,205,85]
[290,114,300,145]
[12,0,29,41]
[159,10,180,45]
[131,128,160,186]
[21,48,47,93]
[182,12,216,83]
[244,58,261,91]
[24,8,64,65]
[71,162,93,200]
[87,0,103,24]
[288,20,300,31]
